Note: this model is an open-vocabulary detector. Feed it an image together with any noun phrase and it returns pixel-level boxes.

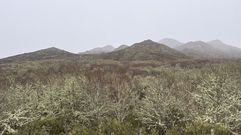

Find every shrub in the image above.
[17,116,66,135]
[166,122,232,135]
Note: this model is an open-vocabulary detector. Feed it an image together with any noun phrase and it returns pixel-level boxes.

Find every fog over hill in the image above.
[80,45,115,54]
[98,40,189,61]
[176,41,224,58]
[1,38,241,64]
[159,38,183,48]
[207,40,241,58]
[113,45,129,51]
[176,40,241,59]
[0,0,241,134]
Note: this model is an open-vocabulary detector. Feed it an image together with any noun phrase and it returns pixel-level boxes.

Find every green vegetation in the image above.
[0,59,241,135]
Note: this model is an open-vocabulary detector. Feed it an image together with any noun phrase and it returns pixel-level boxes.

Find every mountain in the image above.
[80,45,115,54]
[0,47,77,64]
[176,41,224,58]
[99,40,189,61]
[176,41,241,59]
[207,40,241,58]
[159,38,183,48]
[113,45,129,51]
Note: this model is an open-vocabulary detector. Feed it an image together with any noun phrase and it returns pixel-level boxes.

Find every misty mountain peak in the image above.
[176,40,241,59]
[80,45,115,54]
[207,40,224,45]
[181,41,208,48]
[159,38,183,48]
[99,39,188,61]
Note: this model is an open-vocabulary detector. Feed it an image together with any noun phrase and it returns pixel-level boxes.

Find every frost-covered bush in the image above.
[0,76,100,134]
[193,72,241,132]
[1,62,241,135]
[134,76,191,133]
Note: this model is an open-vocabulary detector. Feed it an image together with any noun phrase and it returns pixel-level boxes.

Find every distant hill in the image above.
[2,39,240,64]
[80,45,115,54]
[159,38,183,48]
[207,40,241,58]
[99,40,189,61]
[113,45,129,51]
[0,47,78,64]
[176,41,241,59]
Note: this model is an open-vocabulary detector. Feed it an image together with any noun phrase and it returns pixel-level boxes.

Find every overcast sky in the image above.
[0,0,240,58]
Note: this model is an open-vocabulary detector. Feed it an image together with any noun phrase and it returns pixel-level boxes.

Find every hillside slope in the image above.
[177,41,241,59]
[207,40,241,58]
[99,40,189,61]
[0,47,78,64]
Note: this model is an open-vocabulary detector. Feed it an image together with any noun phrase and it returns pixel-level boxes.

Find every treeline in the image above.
[0,60,241,135]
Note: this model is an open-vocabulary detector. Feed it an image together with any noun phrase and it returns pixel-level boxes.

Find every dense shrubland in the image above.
[0,60,241,135]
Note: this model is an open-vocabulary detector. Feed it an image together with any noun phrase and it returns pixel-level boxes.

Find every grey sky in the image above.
[0,0,240,58]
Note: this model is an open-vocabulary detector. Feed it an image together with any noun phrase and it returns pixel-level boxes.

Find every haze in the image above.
[0,0,240,58]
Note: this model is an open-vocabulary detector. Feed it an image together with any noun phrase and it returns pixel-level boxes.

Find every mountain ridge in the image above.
[0,47,78,64]
[80,45,115,54]
[1,38,241,64]
[98,40,189,61]
[176,40,241,59]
